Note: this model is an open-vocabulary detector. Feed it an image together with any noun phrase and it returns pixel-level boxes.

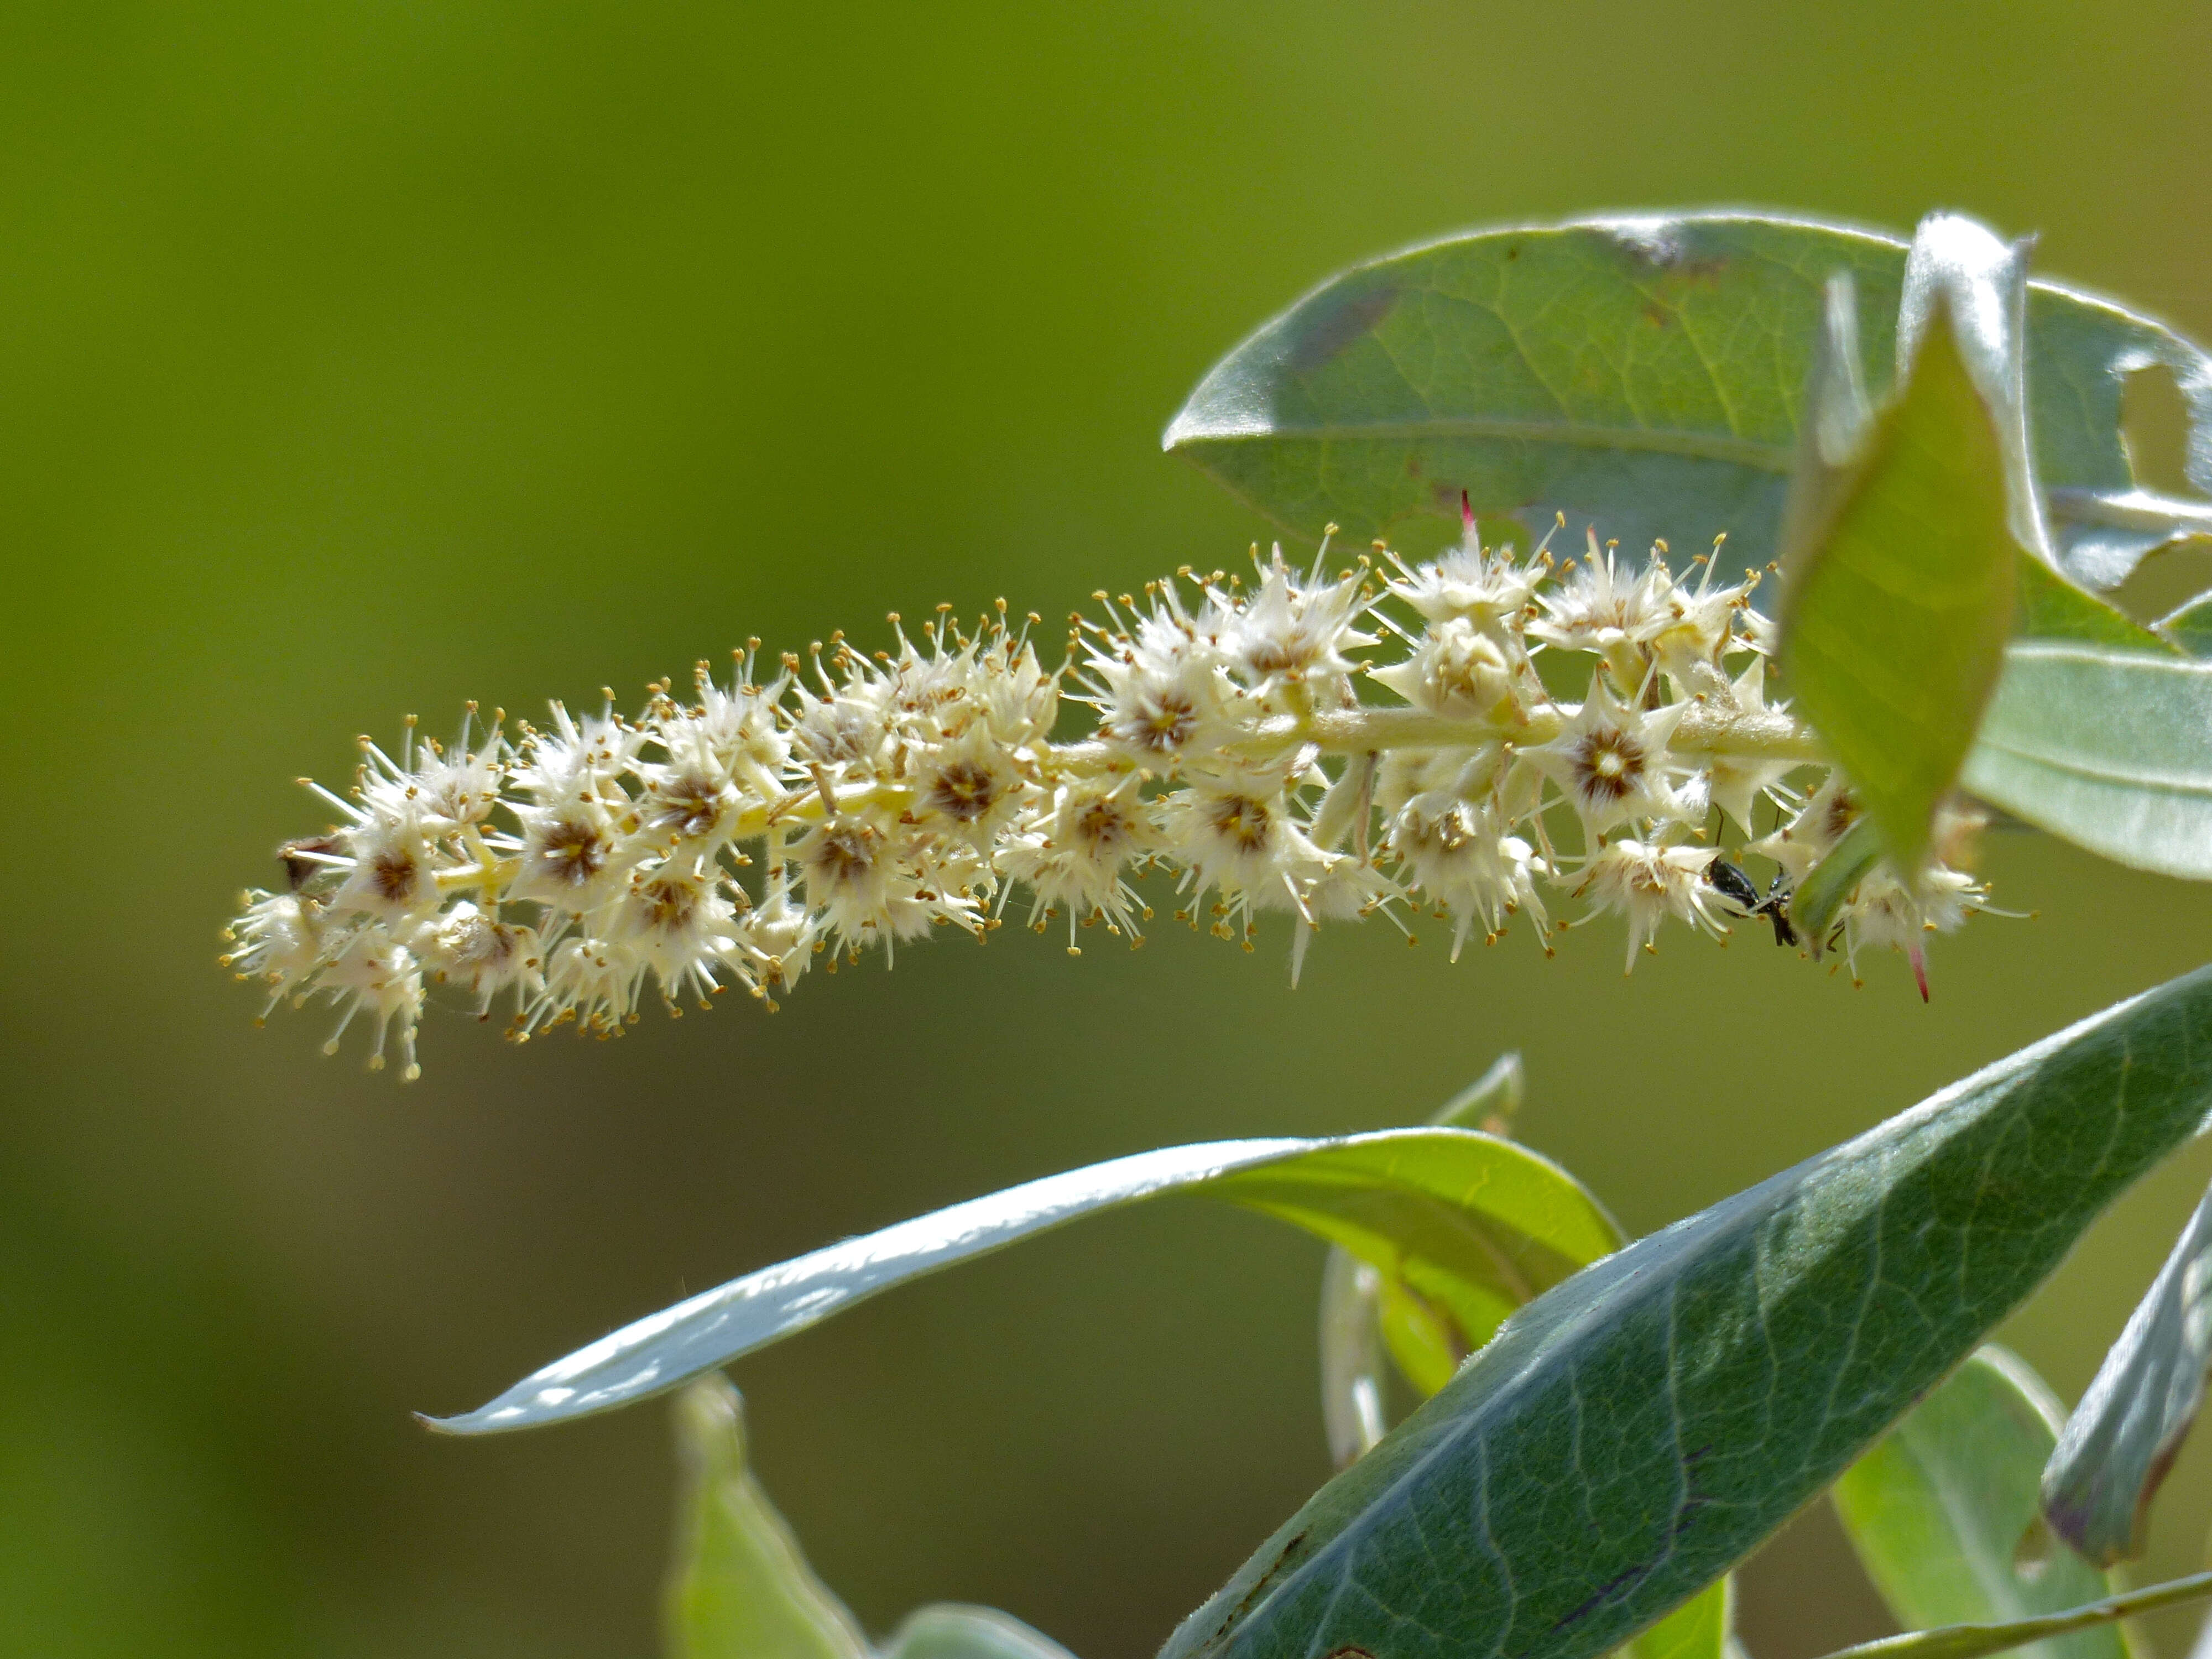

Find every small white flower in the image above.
[328,810,447,920]
[1644,548,1755,684]
[1385,794,1548,958]
[420,901,542,1019]
[314,923,425,1078]
[530,935,645,1037]
[1575,838,1729,972]
[1386,517,1540,635]
[1528,531,1671,659]
[995,775,1157,945]
[1370,617,1526,721]
[617,865,739,1006]
[1216,544,1374,690]
[724,885,821,1002]
[223,890,332,1010]
[508,799,633,910]
[1522,677,1686,835]
[913,727,1029,846]
[509,699,643,806]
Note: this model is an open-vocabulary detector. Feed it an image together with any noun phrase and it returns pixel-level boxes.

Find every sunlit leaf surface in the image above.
[1162,212,2212,595]
[1963,643,2212,879]
[432,1128,1616,1434]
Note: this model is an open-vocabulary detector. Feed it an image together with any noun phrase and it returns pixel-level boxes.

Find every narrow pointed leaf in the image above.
[1833,1348,2130,1659]
[1777,221,2023,875]
[1809,1572,2212,1659]
[884,1607,1079,1659]
[1163,212,2212,596]
[430,1128,1617,1434]
[1961,642,2212,879]
[2042,1179,2212,1565]
[1158,966,2212,1659]
[665,1378,871,1659]
[1319,1249,1394,1469]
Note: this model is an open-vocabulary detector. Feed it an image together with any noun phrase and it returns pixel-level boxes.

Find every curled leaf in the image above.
[2041,1178,2212,1565]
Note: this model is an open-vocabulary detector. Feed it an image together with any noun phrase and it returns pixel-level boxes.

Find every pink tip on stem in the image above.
[1460,490,1476,531]
[1910,943,1930,1003]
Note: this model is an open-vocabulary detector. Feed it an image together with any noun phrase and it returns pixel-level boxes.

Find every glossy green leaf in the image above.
[430,1127,1619,1434]
[2042,1179,2212,1566]
[1961,642,2212,879]
[1163,212,2212,592]
[2156,590,2212,656]
[666,1378,871,1659]
[1833,1348,2129,1659]
[1777,218,2024,875]
[883,1607,1078,1659]
[1809,1572,2212,1659]
[1157,966,2212,1659]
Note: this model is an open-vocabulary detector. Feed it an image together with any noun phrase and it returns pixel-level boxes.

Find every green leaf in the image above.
[1619,1578,1734,1659]
[2016,558,2172,653]
[1164,212,2212,591]
[1777,218,2025,875]
[1787,813,1885,954]
[1303,1067,1734,1659]
[1832,1348,2130,1659]
[1960,641,2212,879]
[2156,590,2212,656]
[1157,966,2212,1659]
[1807,1572,2212,1659]
[665,1378,871,1659]
[429,1127,1620,1434]
[1321,1055,1604,1464]
[2041,1179,2212,1566]
[883,1607,1078,1659]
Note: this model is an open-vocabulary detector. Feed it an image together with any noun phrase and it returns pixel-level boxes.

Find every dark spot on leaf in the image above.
[1209,1528,1312,1642]
[1643,302,1671,329]
[1405,455,1423,479]
[1553,1563,1652,1631]
[1285,283,1400,374]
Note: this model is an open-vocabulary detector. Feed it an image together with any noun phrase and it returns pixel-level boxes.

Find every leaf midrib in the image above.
[1168,418,1793,471]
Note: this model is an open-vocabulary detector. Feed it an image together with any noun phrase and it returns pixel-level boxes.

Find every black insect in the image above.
[1759,871,1799,949]
[1705,860,1798,948]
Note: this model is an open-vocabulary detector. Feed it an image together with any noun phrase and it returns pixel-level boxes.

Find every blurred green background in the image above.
[8,2,2212,1653]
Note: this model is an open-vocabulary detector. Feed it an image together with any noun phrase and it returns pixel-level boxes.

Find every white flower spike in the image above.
[225,519,1998,1076]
